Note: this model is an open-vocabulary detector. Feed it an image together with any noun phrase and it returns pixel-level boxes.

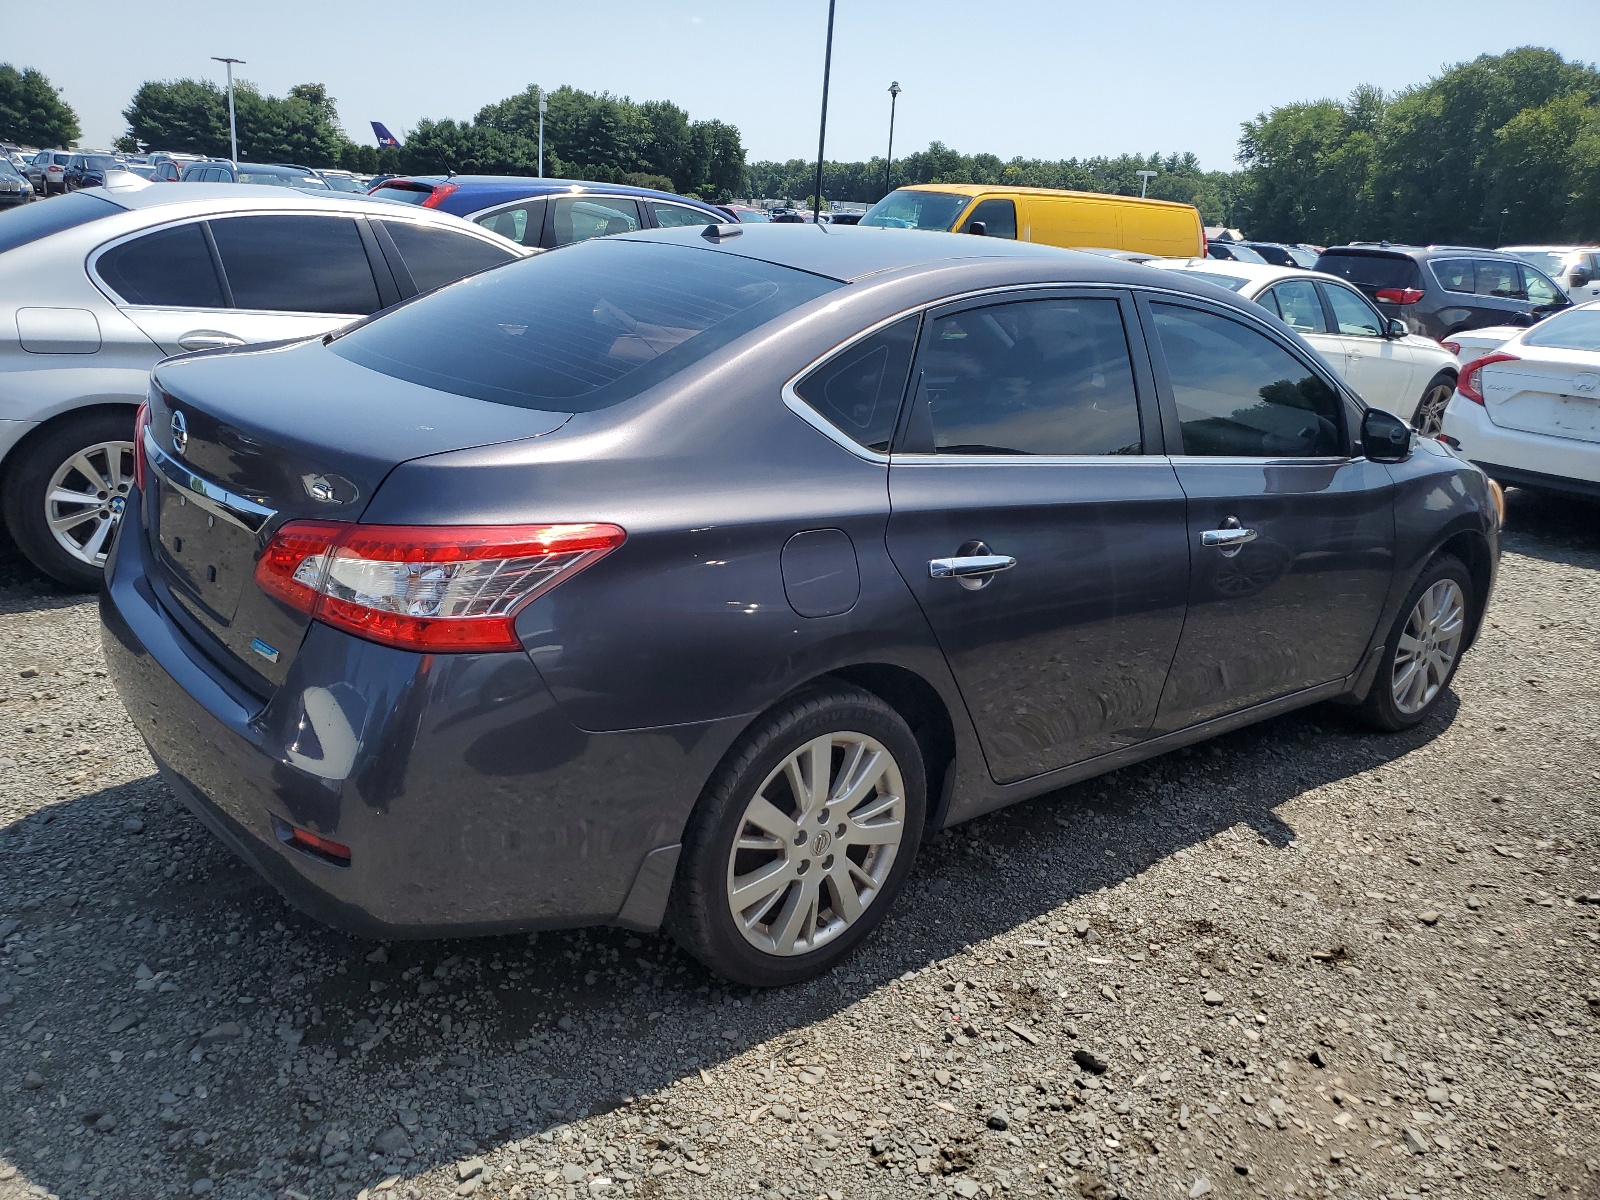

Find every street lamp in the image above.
[1136,168,1157,199]
[211,57,245,164]
[810,0,837,223]
[884,82,901,197]
[537,86,547,178]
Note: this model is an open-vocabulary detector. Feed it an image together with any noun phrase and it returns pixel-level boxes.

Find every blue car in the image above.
[366,175,728,249]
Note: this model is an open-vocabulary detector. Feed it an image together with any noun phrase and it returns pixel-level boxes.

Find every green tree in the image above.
[121,76,363,166]
[0,64,81,147]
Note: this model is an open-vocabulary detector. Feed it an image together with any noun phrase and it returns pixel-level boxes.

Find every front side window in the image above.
[917,297,1143,456]
[1323,284,1384,337]
[474,199,546,247]
[1152,302,1343,458]
[859,189,972,232]
[330,239,839,412]
[1473,259,1522,299]
[378,220,518,293]
[652,203,718,229]
[549,196,641,246]
[210,215,380,315]
[793,317,918,453]
[962,198,1017,239]
[1520,266,1562,308]
[1260,280,1327,335]
[97,223,225,308]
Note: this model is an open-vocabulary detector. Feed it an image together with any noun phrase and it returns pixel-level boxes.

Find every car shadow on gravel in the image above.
[0,530,85,616]
[0,692,1460,1198]
[1501,485,1600,567]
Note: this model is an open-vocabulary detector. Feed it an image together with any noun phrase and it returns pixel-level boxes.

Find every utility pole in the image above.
[811,0,837,223]
[211,57,245,164]
[884,81,901,197]
[538,87,547,178]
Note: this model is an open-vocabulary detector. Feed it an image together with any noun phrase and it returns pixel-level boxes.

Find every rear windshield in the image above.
[860,189,971,232]
[1522,307,1600,352]
[330,238,840,411]
[1315,252,1423,291]
[368,184,431,205]
[85,155,118,170]
[0,191,121,255]
[1165,269,1249,292]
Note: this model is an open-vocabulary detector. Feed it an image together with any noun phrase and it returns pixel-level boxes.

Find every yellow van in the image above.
[858,184,1204,258]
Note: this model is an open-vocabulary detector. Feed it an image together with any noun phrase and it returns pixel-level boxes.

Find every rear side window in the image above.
[210,215,380,314]
[474,199,547,247]
[1260,280,1327,335]
[378,220,518,292]
[549,196,641,246]
[793,317,918,453]
[917,297,1143,455]
[1473,259,1522,299]
[0,192,121,255]
[330,238,839,411]
[962,198,1017,239]
[1315,252,1422,291]
[97,223,225,308]
[1151,302,1342,458]
[1431,258,1474,293]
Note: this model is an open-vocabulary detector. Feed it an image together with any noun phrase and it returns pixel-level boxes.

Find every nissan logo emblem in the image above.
[170,410,188,454]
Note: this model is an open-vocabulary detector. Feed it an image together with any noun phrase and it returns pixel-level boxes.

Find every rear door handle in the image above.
[929,540,1016,591]
[1201,525,1257,557]
[177,330,246,352]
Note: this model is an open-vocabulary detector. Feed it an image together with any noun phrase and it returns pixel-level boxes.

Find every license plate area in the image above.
[155,480,254,623]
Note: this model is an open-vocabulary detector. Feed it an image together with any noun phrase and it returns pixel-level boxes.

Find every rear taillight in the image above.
[132,402,151,493]
[419,182,460,209]
[1441,339,1461,357]
[1376,287,1425,305]
[1457,352,1519,405]
[254,522,626,652]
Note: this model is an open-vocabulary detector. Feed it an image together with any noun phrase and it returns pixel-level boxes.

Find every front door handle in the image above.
[177,330,246,352]
[929,540,1016,591]
[1201,520,1257,558]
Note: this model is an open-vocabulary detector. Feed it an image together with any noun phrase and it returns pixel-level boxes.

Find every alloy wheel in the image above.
[1412,382,1455,436]
[725,732,906,957]
[1391,578,1465,715]
[44,440,135,568]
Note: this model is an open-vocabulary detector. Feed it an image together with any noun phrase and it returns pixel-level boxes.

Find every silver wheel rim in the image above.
[45,440,134,568]
[725,731,906,957]
[1391,579,1465,715]
[1413,383,1454,436]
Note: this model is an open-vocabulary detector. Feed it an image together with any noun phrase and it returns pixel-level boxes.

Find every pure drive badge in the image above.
[250,637,281,663]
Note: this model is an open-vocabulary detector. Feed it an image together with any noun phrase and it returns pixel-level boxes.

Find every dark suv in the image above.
[63,153,121,191]
[1315,244,1570,340]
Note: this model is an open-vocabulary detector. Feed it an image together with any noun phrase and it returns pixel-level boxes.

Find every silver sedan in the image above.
[0,179,526,587]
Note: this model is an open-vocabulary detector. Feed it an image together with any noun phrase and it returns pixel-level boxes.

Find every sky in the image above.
[9,0,1600,171]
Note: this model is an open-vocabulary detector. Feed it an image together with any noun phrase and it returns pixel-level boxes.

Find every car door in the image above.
[1257,278,1344,373]
[1139,295,1395,732]
[1320,280,1417,412]
[885,289,1191,784]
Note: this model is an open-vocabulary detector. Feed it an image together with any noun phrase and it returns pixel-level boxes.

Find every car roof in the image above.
[81,182,493,220]
[387,175,723,208]
[618,222,1208,286]
[1150,257,1373,295]
[886,182,1195,211]
[1323,243,1522,261]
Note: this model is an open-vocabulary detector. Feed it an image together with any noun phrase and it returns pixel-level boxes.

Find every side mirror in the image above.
[966,220,987,236]
[1508,312,1534,328]
[1567,265,1593,287]
[1386,318,1407,339]
[1362,408,1413,463]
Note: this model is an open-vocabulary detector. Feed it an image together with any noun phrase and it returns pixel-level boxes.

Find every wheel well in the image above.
[1436,531,1492,648]
[824,663,958,829]
[0,402,139,488]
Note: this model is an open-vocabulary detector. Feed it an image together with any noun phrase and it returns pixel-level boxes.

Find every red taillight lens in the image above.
[132,402,151,493]
[1457,352,1519,405]
[1441,340,1461,357]
[419,182,460,209]
[1375,287,1425,305]
[254,522,626,652]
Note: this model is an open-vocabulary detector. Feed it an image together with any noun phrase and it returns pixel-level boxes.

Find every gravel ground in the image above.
[0,490,1596,1200]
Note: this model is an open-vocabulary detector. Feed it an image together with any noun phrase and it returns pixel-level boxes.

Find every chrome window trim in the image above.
[892,453,1175,466]
[142,428,277,533]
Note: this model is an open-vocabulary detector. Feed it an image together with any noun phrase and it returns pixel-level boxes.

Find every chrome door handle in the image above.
[1201,524,1257,558]
[930,540,1016,591]
[177,330,246,352]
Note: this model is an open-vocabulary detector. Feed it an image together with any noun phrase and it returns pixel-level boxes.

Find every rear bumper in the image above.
[100,495,742,938]
[1441,394,1600,494]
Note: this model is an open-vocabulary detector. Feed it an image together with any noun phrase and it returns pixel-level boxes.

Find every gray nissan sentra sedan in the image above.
[101,223,1501,986]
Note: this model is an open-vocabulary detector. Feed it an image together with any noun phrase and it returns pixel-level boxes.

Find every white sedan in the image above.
[1441,303,1600,499]
[1149,259,1461,431]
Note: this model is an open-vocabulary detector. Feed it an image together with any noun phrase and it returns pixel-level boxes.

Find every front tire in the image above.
[666,683,927,986]
[1356,555,1472,731]
[1,410,136,590]
[1411,371,1457,436]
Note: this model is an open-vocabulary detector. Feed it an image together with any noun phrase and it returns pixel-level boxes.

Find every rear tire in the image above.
[1355,555,1473,731]
[1,409,136,591]
[1410,371,1457,435]
[665,683,926,987]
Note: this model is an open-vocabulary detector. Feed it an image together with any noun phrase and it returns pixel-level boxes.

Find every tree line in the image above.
[1237,47,1600,246]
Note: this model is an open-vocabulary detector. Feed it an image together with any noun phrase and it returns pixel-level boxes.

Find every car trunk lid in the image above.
[144,338,569,691]
[1480,348,1600,443]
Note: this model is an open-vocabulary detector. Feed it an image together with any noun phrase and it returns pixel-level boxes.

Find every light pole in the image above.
[538,87,547,179]
[1136,168,1157,199]
[810,0,837,223]
[211,57,245,164]
[884,81,901,197]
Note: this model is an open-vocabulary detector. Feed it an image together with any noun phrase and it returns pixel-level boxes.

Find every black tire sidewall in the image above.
[670,687,927,987]
[1362,556,1473,730]
[2,409,136,591]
